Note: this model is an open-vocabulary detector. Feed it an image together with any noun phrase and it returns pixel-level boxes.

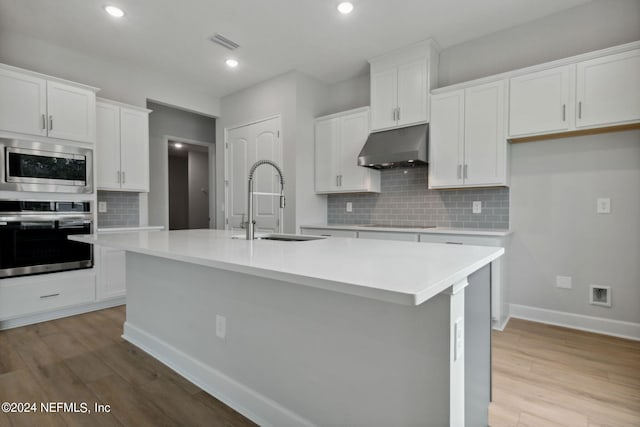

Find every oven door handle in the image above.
[58,219,90,229]
[20,221,56,230]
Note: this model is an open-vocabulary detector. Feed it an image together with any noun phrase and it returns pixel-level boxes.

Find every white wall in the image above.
[509,131,640,324]
[188,151,210,229]
[438,0,640,87]
[148,102,215,229]
[433,0,640,327]
[0,30,220,116]
[216,71,330,232]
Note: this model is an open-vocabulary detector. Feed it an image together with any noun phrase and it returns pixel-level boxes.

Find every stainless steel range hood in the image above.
[357,124,428,169]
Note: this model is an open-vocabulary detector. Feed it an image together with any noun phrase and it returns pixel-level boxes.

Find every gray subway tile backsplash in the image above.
[97,191,140,228]
[327,165,509,229]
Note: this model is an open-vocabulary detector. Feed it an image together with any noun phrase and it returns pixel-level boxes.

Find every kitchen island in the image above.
[71,229,503,427]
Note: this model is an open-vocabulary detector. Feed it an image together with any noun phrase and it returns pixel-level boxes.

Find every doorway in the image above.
[225,116,282,232]
[168,139,210,230]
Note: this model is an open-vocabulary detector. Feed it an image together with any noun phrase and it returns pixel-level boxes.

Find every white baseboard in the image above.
[123,322,314,427]
[493,315,511,332]
[509,304,640,341]
[0,297,125,330]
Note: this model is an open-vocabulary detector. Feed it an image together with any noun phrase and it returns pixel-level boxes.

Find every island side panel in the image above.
[123,252,452,427]
[464,265,491,426]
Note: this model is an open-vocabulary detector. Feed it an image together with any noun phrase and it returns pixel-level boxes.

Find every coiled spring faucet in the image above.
[246,160,285,240]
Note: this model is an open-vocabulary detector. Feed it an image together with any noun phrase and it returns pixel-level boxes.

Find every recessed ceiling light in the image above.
[104,5,125,18]
[174,143,183,149]
[337,2,354,14]
[226,59,239,68]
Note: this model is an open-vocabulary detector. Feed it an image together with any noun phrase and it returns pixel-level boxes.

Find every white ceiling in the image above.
[0,0,591,98]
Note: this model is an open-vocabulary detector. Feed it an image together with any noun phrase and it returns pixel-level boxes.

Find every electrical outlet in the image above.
[454,318,464,361]
[597,198,611,214]
[472,201,482,214]
[216,315,226,339]
[346,202,353,213]
[98,201,107,213]
[556,275,572,289]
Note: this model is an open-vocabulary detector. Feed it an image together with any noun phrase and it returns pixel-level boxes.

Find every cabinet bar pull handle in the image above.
[49,115,53,131]
[397,107,400,121]
[463,164,468,179]
[340,175,342,186]
[445,241,463,245]
[40,293,60,299]
[336,175,339,187]
[562,104,566,122]
[41,114,46,130]
[117,171,121,183]
[578,101,582,119]
[457,164,462,179]
[122,171,126,184]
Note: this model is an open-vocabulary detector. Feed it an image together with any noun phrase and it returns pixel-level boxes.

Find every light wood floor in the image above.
[1,309,638,426]
[489,318,640,427]
[0,306,256,427]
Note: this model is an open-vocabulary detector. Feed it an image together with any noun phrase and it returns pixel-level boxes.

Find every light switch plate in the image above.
[597,198,611,214]
[98,201,107,213]
[346,202,353,213]
[472,201,482,214]
[556,275,572,289]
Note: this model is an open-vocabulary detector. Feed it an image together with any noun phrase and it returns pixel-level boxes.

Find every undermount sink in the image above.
[232,233,326,242]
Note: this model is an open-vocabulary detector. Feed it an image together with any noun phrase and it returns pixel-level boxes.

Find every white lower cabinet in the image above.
[300,228,358,238]
[97,246,126,300]
[0,270,96,321]
[358,231,418,242]
[419,233,509,329]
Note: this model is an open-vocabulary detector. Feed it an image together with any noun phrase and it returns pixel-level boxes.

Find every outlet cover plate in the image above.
[556,275,572,289]
[98,201,107,213]
[346,202,353,213]
[597,198,611,214]
[472,201,482,214]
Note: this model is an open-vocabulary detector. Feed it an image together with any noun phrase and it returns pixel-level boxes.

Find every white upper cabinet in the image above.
[0,68,47,136]
[429,90,464,188]
[315,107,380,194]
[96,99,150,192]
[576,49,640,128]
[430,80,507,189]
[0,64,98,143]
[507,46,640,139]
[509,66,572,137]
[369,40,438,132]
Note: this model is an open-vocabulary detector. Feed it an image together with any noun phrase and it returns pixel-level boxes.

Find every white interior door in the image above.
[226,116,282,233]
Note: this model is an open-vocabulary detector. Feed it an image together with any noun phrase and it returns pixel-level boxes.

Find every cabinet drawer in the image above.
[358,231,419,242]
[418,234,502,247]
[0,273,96,320]
[301,228,357,238]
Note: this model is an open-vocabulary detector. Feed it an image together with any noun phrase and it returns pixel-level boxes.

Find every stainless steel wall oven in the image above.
[0,200,93,278]
[0,138,93,193]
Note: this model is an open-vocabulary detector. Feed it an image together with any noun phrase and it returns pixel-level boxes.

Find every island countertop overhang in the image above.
[71,229,504,306]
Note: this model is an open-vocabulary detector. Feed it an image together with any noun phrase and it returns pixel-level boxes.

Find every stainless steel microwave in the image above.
[0,138,93,193]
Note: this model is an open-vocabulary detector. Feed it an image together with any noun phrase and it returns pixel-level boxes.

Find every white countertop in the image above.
[71,229,503,306]
[301,224,512,237]
[97,226,165,233]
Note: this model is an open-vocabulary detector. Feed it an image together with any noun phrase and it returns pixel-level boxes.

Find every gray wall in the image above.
[438,0,640,87]
[328,166,509,229]
[168,155,189,230]
[434,0,640,324]
[0,30,220,115]
[509,131,640,324]
[148,102,216,229]
[321,73,370,116]
[97,191,140,228]
[188,151,210,229]
[216,71,329,232]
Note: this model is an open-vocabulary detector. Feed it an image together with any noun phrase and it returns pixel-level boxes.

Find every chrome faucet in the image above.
[246,160,285,240]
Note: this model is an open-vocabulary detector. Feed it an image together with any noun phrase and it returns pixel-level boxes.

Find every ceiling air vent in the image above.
[210,34,240,50]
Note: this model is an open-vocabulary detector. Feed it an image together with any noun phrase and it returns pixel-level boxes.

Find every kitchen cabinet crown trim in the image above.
[97,97,152,113]
[0,62,100,93]
[431,40,640,94]
[315,106,370,121]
